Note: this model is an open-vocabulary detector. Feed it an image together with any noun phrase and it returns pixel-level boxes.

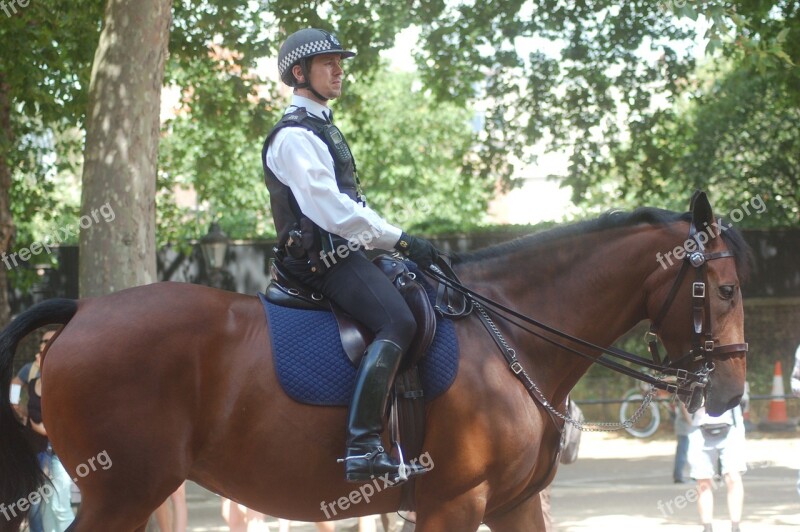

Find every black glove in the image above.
[396,232,439,269]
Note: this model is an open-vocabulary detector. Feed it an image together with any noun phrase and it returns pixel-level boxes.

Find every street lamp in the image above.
[199,222,229,286]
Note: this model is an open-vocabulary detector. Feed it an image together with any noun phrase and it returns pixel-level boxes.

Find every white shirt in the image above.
[692,405,737,427]
[265,95,402,250]
[792,344,800,396]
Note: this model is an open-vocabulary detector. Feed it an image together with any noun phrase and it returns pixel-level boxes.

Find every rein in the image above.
[425,223,748,417]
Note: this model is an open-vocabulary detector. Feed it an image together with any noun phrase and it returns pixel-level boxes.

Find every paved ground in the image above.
[551,431,800,531]
[181,432,800,531]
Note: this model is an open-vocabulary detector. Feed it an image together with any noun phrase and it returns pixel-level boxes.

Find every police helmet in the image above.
[278,28,356,87]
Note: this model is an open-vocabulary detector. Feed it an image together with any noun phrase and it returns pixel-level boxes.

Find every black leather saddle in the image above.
[265,254,437,368]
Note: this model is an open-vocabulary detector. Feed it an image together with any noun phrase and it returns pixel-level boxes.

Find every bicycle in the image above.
[618,379,677,438]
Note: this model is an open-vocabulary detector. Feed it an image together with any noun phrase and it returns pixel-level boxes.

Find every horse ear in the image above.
[689,190,703,210]
[690,190,715,232]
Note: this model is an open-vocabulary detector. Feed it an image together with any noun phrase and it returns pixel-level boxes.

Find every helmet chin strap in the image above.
[295,58,329,102]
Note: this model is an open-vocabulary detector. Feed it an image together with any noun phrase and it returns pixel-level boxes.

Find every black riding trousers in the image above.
[282,251,416,352]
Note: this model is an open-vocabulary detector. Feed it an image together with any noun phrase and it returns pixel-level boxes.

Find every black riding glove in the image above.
[395,232,439,269]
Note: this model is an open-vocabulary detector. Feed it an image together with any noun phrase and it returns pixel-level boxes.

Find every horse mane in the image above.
[453,207,753,281]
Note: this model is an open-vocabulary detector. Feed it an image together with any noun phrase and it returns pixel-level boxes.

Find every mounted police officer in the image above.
[262,28,438,482]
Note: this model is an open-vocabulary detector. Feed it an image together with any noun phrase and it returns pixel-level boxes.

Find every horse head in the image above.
[646,191,750,416]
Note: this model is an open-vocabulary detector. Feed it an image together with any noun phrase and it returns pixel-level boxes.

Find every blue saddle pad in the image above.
[259,287,459,406]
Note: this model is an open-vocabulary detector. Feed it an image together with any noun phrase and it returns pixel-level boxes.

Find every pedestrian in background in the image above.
[687,403,746,532]
[790,342,800,496]
[153,482,187,531]
[15,329,75,531]
[673,402,692,483]
[10,333,46,532]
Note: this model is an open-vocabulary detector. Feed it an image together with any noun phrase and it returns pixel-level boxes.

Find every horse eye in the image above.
[718,285,736,300]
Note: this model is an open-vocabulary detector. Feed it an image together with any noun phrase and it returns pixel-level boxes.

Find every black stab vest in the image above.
[262,107,361,251]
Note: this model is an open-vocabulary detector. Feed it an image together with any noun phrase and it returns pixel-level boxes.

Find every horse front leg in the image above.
[413,489,487,532]
[483,492,547,532]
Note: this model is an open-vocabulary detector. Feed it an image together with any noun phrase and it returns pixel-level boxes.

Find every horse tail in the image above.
[0,298,77,530]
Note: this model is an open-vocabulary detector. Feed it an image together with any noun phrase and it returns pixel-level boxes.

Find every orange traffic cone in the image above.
[767,362,788,422]
[759,361,797,432]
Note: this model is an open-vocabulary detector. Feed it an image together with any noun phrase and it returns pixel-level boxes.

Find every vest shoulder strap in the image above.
[262,108,328,166]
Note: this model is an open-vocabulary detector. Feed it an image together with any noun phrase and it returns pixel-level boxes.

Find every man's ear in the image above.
[292,64,305,84]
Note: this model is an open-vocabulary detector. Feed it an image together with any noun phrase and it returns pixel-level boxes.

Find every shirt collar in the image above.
[288,94,330,121]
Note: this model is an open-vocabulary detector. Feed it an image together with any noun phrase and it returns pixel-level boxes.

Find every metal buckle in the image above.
[510,361,523,374]
[692,282,705,298]
[688,252,705,267]
[704,340,715,352]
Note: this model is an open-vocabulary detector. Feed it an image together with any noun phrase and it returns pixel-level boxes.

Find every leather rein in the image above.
[424,223,749,403]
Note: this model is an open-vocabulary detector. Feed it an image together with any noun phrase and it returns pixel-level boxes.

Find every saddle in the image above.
[266,254,437,368]
[265,254,438,509]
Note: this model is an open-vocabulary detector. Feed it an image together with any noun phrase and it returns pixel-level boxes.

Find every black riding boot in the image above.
[341,339,428,483]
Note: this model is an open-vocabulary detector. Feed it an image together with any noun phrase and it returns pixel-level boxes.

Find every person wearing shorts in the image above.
[791,342,800,497]
[687,405,747,532]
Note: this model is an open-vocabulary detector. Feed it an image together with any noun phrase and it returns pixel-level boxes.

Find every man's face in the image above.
[299,53,344,102]
[39,332,55,354]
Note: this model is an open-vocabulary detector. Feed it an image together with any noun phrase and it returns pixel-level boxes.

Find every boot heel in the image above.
[345,471,376,483]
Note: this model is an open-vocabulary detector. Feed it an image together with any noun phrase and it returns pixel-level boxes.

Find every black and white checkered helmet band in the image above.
[278,29,356,86]
[279,40,334,77]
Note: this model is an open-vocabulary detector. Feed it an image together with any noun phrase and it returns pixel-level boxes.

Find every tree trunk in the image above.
[79,0,172,297]
[0,74,14,326]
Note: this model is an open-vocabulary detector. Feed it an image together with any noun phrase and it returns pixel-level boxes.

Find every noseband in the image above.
[646,223,749,397]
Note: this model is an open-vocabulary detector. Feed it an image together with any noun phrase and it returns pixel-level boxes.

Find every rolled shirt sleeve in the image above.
[266,126,402,250]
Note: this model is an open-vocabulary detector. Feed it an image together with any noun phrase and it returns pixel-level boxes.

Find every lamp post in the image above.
[199,222,230,288]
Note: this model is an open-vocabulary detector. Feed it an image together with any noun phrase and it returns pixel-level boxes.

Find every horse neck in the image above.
[456,224,683,401]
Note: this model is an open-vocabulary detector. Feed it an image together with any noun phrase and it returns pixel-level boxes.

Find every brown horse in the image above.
[0,193,749,531]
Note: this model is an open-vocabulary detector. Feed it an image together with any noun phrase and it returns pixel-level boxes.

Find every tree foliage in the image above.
[157,52,278,245]
[573,63,799,225]
[338,69,492,233]
[561,2,800,225]
[551,1,800,221]
[6,0,799,252]
[378,0,796,224]
[0,0,104,247]
[0,0,103,322]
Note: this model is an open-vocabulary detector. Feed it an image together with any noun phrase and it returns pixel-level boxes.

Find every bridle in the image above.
[425,221,748,404]
[645,222,749,402]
